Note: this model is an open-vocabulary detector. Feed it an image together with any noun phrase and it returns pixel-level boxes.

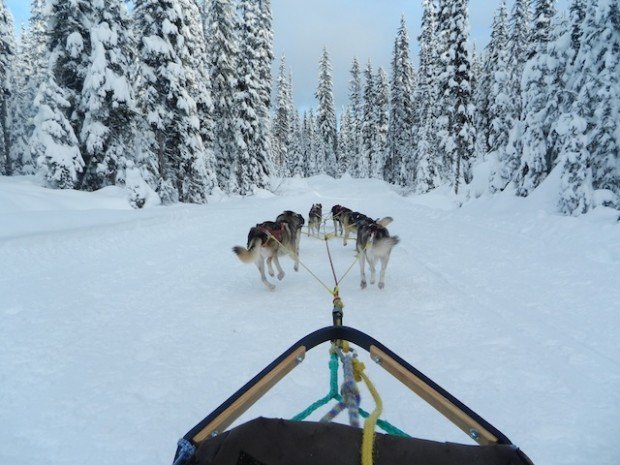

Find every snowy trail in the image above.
[1,175,619,465]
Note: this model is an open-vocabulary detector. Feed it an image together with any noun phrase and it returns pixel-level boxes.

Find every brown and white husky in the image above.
[356,219,399,289]
[341,211,393,247]
[233,211,304,290]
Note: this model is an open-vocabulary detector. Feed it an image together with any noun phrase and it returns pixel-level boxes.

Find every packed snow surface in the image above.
[1,174,618,465]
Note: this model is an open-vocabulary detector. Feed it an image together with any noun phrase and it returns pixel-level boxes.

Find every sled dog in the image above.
[233,219,295,290]
[341,211,393,247]
[331,204,351,236]
[308,203,323,237]
[275,210,305,272]
[356,219,399,290]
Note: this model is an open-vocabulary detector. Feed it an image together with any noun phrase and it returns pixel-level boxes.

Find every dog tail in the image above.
[377,216,394,227]
[374,235,400,254]
[233,238,261,264]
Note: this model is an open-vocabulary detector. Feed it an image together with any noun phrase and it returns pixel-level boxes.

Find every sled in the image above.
[172,322,535,465]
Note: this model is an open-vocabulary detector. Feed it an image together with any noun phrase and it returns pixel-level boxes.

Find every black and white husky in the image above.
[356,218,399,290]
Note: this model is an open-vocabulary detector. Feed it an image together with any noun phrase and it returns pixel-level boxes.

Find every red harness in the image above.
[257,222,285,242]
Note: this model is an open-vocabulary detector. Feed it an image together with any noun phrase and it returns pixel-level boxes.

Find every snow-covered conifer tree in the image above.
[445,0,475,194]
[570,0,620,209]
[79,0,136,191]
[315,47,338,177]
[385,16,414,186]
[348,57,362,163]
[414,0,441,191]
[236,0,271,193]
[0,1,13,174]
[516,0,556,197]
[272,56,292,176]
[134,0,214,203]
[372,67,389,180]
[358,61,375,179]
[206,0,241,193]
[31,75,84,189]
[7,0,47,175]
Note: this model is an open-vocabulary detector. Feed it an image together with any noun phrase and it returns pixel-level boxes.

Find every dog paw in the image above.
[268,284,276,291]
[378,282,385,290]
[277,272,285,280]
[294,265,299,272]
[268,270,275,277]
[360,281,367,289]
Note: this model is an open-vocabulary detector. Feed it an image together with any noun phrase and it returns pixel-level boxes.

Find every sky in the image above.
[5,0,568,111]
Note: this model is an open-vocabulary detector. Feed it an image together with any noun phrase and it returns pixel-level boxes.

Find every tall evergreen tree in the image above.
[372,67,390,180]
[7,0,48,175]
[516,0,556,197]
[0,0,13,175]
[358,61,375,178]
[348,57,363,162]
[414,0,441,191]
[272,56,292,176]
[385,16,414,186]
[47,0,94,177]
[31,75,84,189]
[134,0,214,203]
[79,0,136,191]
[236,0,271,193]
[206,0,241,193]
[446,0,475,194]
[316,47,338,177]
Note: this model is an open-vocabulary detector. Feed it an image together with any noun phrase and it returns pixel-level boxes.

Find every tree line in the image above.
[0,0,617,215]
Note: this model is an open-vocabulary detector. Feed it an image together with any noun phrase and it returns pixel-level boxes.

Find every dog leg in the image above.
[294,232,301,271]
[378,255,389,289]
[257,258,275,291]
[369,256,377,285]
[343,226,350,246]
[359,251,367,289]
[266,256,275,277]
[272,254,285,280]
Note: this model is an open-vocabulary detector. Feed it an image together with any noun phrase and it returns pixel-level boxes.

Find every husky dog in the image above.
[275,210,305,272]
[356,219,399,289]
[308,203,323,237]
[340,211,394,247]
[233,220,294,290]
[331,204,351,236]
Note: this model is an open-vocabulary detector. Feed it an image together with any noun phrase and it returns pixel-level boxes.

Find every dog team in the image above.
[233,204,399,291]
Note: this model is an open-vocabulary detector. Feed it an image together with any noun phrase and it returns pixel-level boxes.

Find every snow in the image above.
[1,174,618,465]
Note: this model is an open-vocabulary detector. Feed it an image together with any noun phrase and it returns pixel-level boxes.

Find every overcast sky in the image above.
[6,0,567,111]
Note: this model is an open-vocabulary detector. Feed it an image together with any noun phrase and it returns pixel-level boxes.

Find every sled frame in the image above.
[181,326,514,450]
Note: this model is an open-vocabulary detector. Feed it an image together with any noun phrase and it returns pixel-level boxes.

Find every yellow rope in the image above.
[353,359,383,465]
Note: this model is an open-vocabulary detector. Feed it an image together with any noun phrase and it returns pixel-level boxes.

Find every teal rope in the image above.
[292,353,340,421]
[291,352,410,438]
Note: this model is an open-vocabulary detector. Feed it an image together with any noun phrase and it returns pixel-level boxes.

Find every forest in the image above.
[0,0,617,215]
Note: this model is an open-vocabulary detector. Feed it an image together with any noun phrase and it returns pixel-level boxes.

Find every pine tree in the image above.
[134,0,214,203]
[516,0,556,197]
[288,110,304,177]
[7,0,47,175]
[0,0,13,175]
[272,56,292,176]
[348,57,362,163]
[236,0,271,193]
[414,0,441,191]
[79,0,136,191]
[557,113,592,215]
[316,47,338,177]
[372,67,390,180]
[446,0,475,194]
[185,0,217,192]
[572,0,620,209]
[385,16,414,186]
[31,75,84,189]
[47,0,94,176]
[358,61,375,178]
[206,0,241,193]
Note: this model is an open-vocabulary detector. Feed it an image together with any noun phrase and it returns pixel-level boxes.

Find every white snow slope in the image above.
[1,174,619,465]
